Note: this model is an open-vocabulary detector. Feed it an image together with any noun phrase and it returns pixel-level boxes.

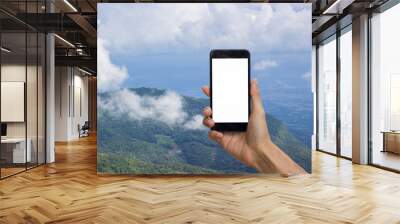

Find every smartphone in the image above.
[210,49,250,132]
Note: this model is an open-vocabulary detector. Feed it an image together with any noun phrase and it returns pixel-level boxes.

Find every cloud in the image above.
[97,38,128,92]
[183,115,205,130]
[98,4,311,55]
[99,89,204,129]
[100,89,187,125]
[302,72,311,80]
[253,59,278,71]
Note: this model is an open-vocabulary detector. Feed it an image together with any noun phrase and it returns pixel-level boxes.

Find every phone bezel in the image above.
[209,49,251,132]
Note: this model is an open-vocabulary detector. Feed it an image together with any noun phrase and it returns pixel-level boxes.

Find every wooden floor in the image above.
[1,135,400,223]
[0,167,26,178]
[372,150,400,171]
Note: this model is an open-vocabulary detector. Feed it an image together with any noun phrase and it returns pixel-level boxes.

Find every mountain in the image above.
[97,87,311,174]
[263,91,313,148]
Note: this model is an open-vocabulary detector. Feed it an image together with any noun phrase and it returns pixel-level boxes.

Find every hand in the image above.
[202,80,306,176]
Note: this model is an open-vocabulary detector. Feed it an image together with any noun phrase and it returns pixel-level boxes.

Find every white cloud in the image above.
[100,89,186,125]
[253,59,278,71]
[99,89,204,130]
[184,115,205,130]
[97,38,128,92]
[302,72,311,80]
[98,3,311,55]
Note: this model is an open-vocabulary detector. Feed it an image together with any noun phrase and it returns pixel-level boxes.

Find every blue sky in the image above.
[109,50,311,98]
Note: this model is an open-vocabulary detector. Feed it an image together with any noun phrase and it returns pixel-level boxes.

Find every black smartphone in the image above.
[210,49,250,132]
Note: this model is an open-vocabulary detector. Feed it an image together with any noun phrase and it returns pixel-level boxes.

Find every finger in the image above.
[203,106,212,117]
[208,130,223,143]
[250,79,265,113]
[201,86,210,97]
[203,117,215,128]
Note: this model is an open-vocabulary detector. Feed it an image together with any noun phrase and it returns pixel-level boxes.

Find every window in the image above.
[0,1,46,179]
[339,27,352,158]
[317,35,337,154]
[316,25,353,159]
[370,3,400,171]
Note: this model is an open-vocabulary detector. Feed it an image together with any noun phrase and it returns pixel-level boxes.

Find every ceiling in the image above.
[1,0,97,74]
[311,0,390,43]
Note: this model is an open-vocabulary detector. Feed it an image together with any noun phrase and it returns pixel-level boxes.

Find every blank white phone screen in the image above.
[212,58,248,123]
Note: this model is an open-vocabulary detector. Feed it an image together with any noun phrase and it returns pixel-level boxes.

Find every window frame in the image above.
[315,23,353,160]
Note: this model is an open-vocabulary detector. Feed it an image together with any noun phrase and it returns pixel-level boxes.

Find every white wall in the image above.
[55,66,69,141]
[1,65,39,138]
[55,67,89,141]
[71,72,89,138]
[1,65,26,137]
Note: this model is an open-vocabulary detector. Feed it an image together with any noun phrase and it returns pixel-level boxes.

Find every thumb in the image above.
[250,79,264,114]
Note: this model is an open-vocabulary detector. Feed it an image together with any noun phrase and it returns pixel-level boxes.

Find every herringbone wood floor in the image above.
[1,134,400,223]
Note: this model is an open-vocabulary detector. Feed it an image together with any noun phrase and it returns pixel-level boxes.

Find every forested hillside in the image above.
[98,88,311,174]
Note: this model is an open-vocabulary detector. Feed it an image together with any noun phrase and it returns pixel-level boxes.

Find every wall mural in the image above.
[97,3,312,174]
